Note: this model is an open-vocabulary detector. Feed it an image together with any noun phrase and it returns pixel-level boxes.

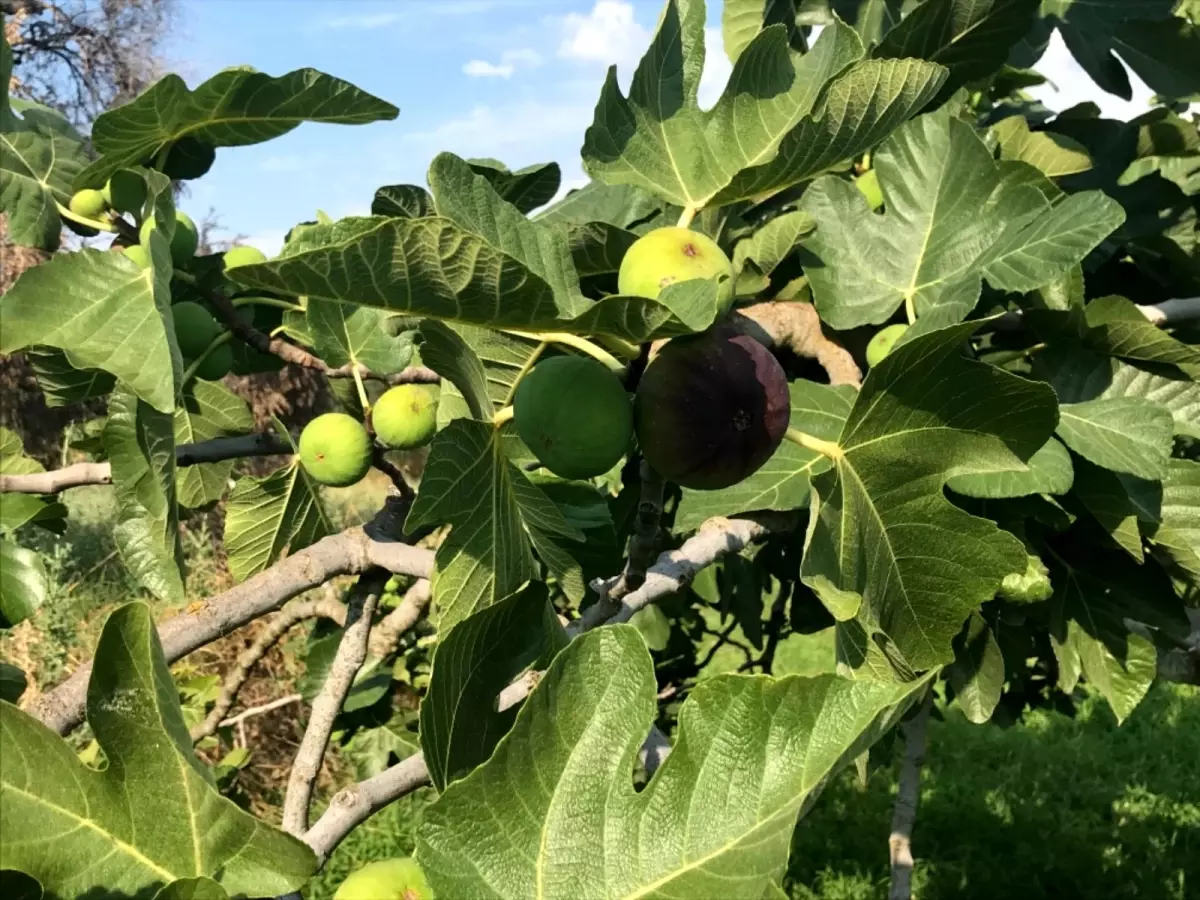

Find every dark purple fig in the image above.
[634,328,789,490]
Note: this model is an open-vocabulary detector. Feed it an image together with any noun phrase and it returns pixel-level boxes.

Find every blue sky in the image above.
[162,0,1167,255]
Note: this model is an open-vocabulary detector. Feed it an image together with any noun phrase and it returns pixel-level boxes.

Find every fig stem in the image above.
[502,341,548,406]
[676,204,698,229]
[505,330,625,375]
[492,405,515,428]
[181,329,233,384]
[173,268,197,284]
[784,428,842,460]
[596,335,642,360]
[232,296,303,312]
[982,342,1047,366]
[904,294,916,325]
[351,362,371,417]
[55,201,117,233]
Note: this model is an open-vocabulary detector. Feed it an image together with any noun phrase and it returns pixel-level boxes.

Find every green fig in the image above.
[69,189,109,219]
[172,301,222,359]
[223,245,268,270]
[140,211,198,266]
[618,226,734,315]
[298,413,373,487]
[866,323,909,367]
[193,343,233,381]
[373,385,438,450]
[855,168,884,211]
[333,857,432,900]
[122,244,151,269]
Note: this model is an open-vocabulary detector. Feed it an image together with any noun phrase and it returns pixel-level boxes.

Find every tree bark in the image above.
[889,691,933,900]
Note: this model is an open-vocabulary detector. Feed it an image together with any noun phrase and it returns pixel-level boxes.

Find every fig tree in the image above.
[635,328,789,490]
[333,857,432,900]
[618,226,734,315]
[122,245,151,269]
[855,168,884,210]
[373,384,438,450]
[866,323,908,367]
[299,412,373,487]
[172,301,222,358]
[513,355,632,480]
[140,211,198,266]
[223,245,268,270]
[69,189,109,219]
[193,342,233,381]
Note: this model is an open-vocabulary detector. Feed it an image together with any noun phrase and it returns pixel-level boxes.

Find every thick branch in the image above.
[32,521,433,736]
[990,296,1200,332]
[736,301,863,387]
[368,580,431,658]
[0,432,292,494]
[586,462,665,624]
[190,596,346,742]
[283,573,385,835]
[889,691,933,900]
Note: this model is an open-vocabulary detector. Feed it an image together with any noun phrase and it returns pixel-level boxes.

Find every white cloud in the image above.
[558,1,649,69]
[463,47,543,79]
[464,60,516,78]
[402,100,594,159]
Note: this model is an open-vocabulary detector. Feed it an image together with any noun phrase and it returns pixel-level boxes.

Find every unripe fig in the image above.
[513,355,633,480]
[223,245,268,270]
[866,323,908,367]
[193,342,233,381]
[635,328,789,490]
[298,413,373,487]
[140,211,198,265]
[618,226,734,315]
[855,168,883,210]
[172,301,222,358]
[122,245,151,269]
[103,171,147,215]
[69,189,109,219]
[373,385,438,450]
[998,554,1053,604]
[333,857,432,900]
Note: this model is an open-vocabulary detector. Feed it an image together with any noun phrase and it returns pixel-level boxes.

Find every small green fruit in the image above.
[69,189,109,219]
[998,555,1053,604]
[514,356,632,480]
[172,301,222,359]
[333,857,432,900]
[866,323,909,367]
[855,168,884,211]
[104,171,147,215]
[373,385,438,450]
[618,226,734,315]
[193,343,233,381]
[223,245,268,270]
[299,413,373,487]
[123,245,151,269]
[385,575,402,593]
[140,211,198,266]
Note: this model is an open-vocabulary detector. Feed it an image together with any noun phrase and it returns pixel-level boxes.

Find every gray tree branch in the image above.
[300,513,783,863]
[189,595,347,742]
[283,573,386,835]
[32,518,434,736]
[368,580,432,658]
[0,432,292,494]
[889,690,933,900]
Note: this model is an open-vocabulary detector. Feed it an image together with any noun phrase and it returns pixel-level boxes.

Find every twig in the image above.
[217,693,303,730]
[190,597,347,742]
[283,572,386,835]
[587,461,665,623]
[889,690,933,900]
[32,511,434,736]
[574,514,788,636]
[368,580,432,658]
[989,296,1200,332]
[0,432,292,494]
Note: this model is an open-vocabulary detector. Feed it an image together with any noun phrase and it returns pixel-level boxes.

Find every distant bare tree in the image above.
[4,0,176,131]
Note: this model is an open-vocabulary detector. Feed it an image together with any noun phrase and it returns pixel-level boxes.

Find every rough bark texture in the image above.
[889,692,933,900]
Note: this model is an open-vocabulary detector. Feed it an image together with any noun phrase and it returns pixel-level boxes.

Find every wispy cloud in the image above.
[463,47,543,79]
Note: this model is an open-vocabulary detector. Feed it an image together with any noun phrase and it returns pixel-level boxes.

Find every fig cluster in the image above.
[635,328,789,490]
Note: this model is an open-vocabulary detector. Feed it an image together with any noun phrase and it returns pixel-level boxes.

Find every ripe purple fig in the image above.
[634,328,789,490]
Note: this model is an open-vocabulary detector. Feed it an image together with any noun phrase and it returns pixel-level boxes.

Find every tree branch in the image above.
[300,513,787,862]
[989,296,1200,332]
[736,301,863,387]
[190,596,347,742]
[0,432,292,494]
[889,690,933,900]
[32,514,433,736]
[216,693,303,730]
[368,580,431,658]
[283,572,386,835]
[586,461,665,623]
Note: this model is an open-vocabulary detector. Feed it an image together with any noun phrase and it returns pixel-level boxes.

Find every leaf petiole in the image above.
[784,428,843,460]
[55,201,117,233]
[676,205,699,229]
[232,296,303,312]
[351,362,371,416]
[180,330,233,384]
[504,330,625,375]
[492,406,515,428]
[502,341,548,406]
